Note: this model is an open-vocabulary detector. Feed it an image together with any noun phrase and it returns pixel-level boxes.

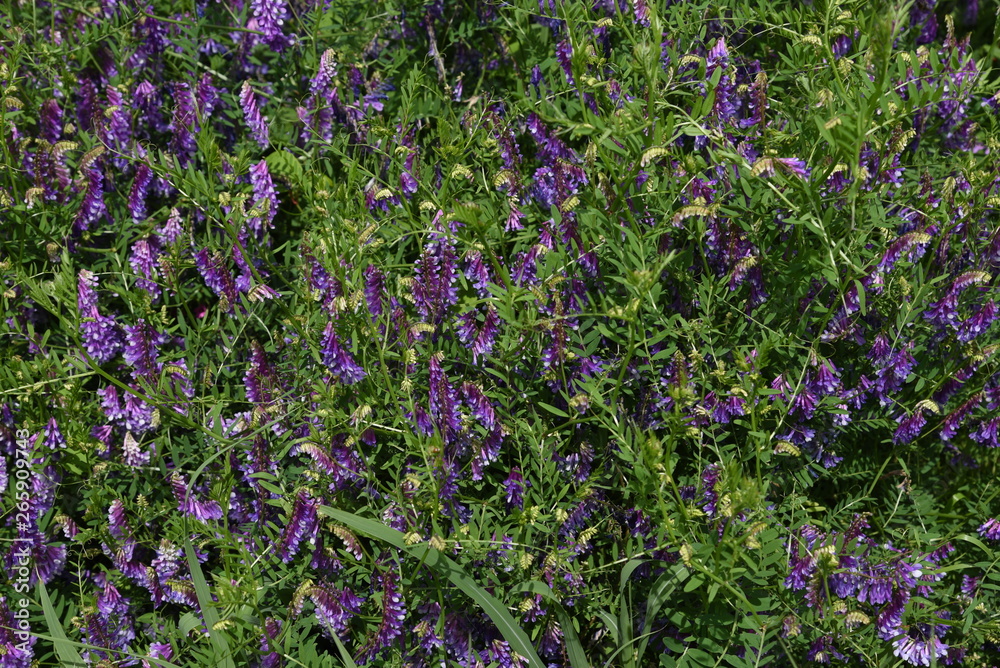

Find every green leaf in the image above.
[36,581,86,667]
[183,537,236,668]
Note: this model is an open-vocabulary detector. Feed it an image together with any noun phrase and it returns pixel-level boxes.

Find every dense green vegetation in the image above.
[1,0,1000,665]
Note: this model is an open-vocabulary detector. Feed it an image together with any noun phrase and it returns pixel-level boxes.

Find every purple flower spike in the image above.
[457,304,500,362]
[159,208,184,245]
[75,164,108,232]
[170,473,224,522]
[142,642,173,668]
[310,49,338,96]
[123,319,164,380]
[956,301,997,342]
[194,249,239,310]
[251,0,289,51]
[128,163,154,222]
[359,569,406,663]
[940,395,980,440]
[979,518,1000,540]
[503,467,524,509]
[893,409,927,444]
[42,418,65,450]
[240,82,269,149]
[413,226,459,324]
[129,237,162,298]
[363,265,385,318]
[461,382,496,430]
[320,322,366,384]
[170,83,198,167]
[969,416,999,448]
[39,99,63,143]
[196,73,220,118]
[311,584,362,639]
[249,159,279,237]
[83,582,136,664]
[428,352,461,443]
[893,628,949,667]
[276,489,319,562]
[879,232,931,273]
[78,270,123,364]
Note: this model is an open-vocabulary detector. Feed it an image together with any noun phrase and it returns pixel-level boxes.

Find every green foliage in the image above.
[1,0,1000,665]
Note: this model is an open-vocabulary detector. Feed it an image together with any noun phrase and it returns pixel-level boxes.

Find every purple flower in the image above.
[240,81,269,149]
[171,473,223,522]
[463,250,493,297]
[413,226,459,324]
[877,588,909,640]
[807,636,845,664]
[359,569,406,663]
[108,499,132,540]
[868,333,893,365]
[893,409,927,444]
[245,341,281,404]
[461,382,496,430]
[83,583,136,664]
[539,618,564,659]
[39,99,62,143]
[776,157,810,179]
[41,418,65,450]
[701,464,721,517]
[128,163,154,222]
[503,467,524,509]
[252,617,282,668]
[123,319,164,380]
[979,518,1000,540]
[129,237,162,298]
[363,265,385,318]
[276,489,319,562]
[893,628,949,667]
[790,387,818,419]
[170,83,198,166]
[122,430,151,467]
[75,164,108,232]
[428,352,461,442]
[940,395,980,440]
[956,301,997,342]
[311,584,363,639]
[968,416,999,448]
[196,73,220,118]
[310,49,338,96]
[78,270,123,364]
[300,440,364,491]
[159,208,184,244]
[456,304,500,362]
[250,0,289,51]
[194,248,239,310]
[320,322,366,384]
[249,159,279,237]
[123,387,155,434]
[880,232,931,273]
[712,394,746,424]
[811,361,841,395]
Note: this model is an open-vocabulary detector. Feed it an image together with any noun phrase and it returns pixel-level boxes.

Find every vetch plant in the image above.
[1,0,1000,665]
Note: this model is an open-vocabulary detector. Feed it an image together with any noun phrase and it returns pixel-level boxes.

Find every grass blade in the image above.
[183,537,236,668]
[35,580,86,667]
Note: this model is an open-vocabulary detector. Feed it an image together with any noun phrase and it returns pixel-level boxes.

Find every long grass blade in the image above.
[183,537,236,668]
[35,580,86,667]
